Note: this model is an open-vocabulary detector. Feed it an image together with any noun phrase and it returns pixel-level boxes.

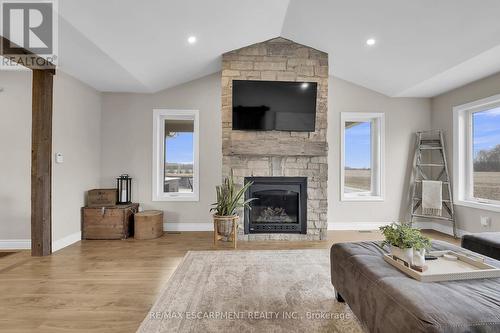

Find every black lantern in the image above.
[116,174,132,204]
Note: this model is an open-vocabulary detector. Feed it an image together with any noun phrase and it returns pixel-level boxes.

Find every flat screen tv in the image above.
[232,80,317,131]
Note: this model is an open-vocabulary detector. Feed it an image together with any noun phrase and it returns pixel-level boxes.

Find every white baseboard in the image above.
[164,222,213,232]
[52,231,81,252]
[0,239,31,250]
[413,222,468,238]
[328,222,389,231]
[329,221,469,238]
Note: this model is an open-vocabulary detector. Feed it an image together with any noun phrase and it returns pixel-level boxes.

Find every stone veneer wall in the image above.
[221,37,328,240]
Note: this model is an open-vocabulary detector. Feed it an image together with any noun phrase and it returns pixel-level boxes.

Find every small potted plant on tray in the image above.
[380,223,431,266]
[412,233,431,266]
[210,174,255,239]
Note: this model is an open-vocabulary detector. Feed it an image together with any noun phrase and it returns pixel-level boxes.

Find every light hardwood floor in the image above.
[0,230,458,333]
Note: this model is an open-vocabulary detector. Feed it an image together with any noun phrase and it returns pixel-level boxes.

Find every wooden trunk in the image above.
[87,189,117,207]
[134,210,164,240]
[82,204,139,240]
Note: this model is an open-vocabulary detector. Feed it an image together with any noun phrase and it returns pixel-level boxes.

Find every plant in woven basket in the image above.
[210,174,256,237]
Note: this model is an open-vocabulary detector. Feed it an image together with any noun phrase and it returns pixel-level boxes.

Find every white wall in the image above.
[0,68,436,244]
[7,65,493,248]
[100,73,221,229]
[327,77,432,229]
[431,71,500,233]
[0,71,32,246]
[0,70,102,250]
[100,73,432,230]
[52,72,102,250]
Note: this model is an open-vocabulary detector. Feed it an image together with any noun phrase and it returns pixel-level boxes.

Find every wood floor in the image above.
[0,230,458,333]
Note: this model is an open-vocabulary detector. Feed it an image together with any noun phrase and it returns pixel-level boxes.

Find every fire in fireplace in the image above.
[244,177,307,234]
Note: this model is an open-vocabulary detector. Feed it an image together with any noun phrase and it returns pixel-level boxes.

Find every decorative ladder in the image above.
[410,130,457,238]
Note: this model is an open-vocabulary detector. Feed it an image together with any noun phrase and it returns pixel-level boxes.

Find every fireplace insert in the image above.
[244,177,307,234]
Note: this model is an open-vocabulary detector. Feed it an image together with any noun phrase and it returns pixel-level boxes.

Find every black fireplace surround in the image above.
[244,177,307,234]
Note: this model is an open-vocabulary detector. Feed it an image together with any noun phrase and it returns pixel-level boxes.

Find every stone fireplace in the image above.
[221,37,328,240]
[245,177,307,234]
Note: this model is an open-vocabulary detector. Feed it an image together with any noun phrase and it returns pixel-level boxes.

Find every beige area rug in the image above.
[138,249,363,333]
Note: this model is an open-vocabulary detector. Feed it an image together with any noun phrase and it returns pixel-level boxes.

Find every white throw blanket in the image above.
[422,180,442,216]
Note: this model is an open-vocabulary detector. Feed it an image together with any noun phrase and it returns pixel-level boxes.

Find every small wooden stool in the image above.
[134,210,164,240]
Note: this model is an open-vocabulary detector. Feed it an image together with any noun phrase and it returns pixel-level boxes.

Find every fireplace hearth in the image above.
[244,177,307,234]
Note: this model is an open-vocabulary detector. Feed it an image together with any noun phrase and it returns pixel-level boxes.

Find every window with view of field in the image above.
[153,109,199,202]
[341,112,384,200]
[344,121,372,193]
[472,107,500,202]
[164,120,194,193]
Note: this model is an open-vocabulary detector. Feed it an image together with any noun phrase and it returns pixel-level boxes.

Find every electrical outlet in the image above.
[55,153,64,164]
[480,216,491,228]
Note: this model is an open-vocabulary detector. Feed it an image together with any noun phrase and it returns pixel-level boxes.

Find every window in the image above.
[454,95,500,211]
[153,109,199,201]
[340,112,384,201]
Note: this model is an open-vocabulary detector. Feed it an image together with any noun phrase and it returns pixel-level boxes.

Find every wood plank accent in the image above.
[223,140,328,156]
[31,69,54,256]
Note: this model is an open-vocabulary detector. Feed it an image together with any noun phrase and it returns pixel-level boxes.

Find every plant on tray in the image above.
[380,223,431,266]
[413,233,432,266]
[210,174,256,239]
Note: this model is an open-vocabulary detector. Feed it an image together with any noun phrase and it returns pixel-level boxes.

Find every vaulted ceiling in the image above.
[49,0,500,96]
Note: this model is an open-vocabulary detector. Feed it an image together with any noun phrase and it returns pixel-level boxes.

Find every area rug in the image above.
[137,249,363,333]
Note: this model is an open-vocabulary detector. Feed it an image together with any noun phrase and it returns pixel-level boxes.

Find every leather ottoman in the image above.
[462,232,500,260]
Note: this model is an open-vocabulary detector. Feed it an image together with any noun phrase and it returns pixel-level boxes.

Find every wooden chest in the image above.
[87,189,117,207]
[82,203,139,240]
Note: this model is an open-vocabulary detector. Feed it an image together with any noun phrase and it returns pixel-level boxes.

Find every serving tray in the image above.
[383,250,500,282]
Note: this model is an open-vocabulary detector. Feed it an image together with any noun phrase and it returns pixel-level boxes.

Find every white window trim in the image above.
[152,109,200,202]
[453,94,500,212]
[340,112,385,201]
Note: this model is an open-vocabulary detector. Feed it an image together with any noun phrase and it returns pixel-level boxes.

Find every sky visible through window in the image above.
[472,107,500,201]
[345,122,371,169]
[473,107,500,158]
[165,132,193,164]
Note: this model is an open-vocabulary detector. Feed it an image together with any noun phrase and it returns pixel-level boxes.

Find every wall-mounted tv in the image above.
[232,80,317,131]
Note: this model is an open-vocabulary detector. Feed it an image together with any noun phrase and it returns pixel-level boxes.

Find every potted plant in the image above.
[413,234,431,266]
[380,223,431,266]
[210,174,255,239]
